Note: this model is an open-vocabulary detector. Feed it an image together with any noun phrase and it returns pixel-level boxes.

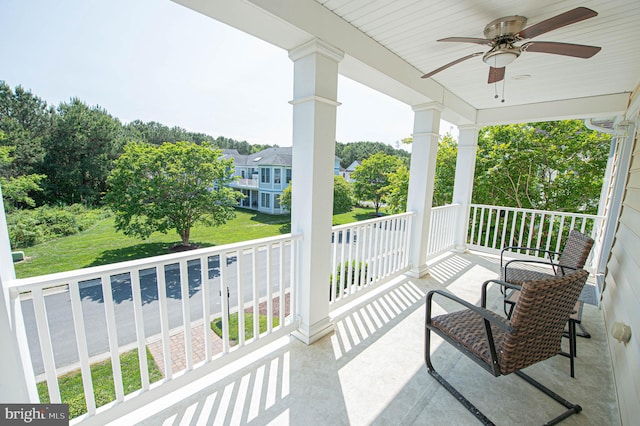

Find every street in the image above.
[22,244,292,375]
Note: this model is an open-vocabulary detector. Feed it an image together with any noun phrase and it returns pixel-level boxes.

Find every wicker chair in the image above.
[425,269,589,426]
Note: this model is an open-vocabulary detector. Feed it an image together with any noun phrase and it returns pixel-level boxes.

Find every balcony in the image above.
[230,178,259,188]
[4,205,619,424]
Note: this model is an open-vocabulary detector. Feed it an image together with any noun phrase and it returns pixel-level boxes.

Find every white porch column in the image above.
[288,39,343,344]
[0,190,38,402]
[452,125,481,252]
[406,102,443,278]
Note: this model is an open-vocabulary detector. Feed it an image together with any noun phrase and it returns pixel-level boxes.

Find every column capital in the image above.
[288,39,344,63]
[412,102,444,113]
[458,124,483,132]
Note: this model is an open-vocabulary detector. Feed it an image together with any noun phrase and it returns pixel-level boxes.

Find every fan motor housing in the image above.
[483,15,527,40]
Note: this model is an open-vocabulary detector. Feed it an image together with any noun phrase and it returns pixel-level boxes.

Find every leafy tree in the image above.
[280,181,292,212]
[351,152,404,215]
[43,98,126,205]
[383,164,409,213]
[473,120,610,213]
[105,141,240,246]
[279,175,352,214]
[0,135,45,211]
[433,134,458,206]
[0,82,53,178]
[332,175,353,214]
[335,141,410,169]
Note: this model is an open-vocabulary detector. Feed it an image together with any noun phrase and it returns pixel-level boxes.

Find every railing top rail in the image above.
[8,233,302,292]
[330,211,415,232]
[432,203,461,211]
[470,203,604,220]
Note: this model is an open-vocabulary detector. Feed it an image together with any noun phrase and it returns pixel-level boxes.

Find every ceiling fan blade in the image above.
[437,37,492,45]
[523,41,601,58]
[517,7,598,40]
[488,67,505,84]
[421,52,484,79]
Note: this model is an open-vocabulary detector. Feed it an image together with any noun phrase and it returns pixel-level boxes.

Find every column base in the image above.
[406,264,430,278]
[292,317,335,345]
[452,245,468,253]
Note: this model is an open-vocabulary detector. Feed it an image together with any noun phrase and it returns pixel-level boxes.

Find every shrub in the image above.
[330,261,370,299]
[7,205,112,249]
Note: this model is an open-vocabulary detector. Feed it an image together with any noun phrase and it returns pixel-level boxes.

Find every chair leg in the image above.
[425,328,582,425]
[576,323,591,338]
[514,371,582,425]
[425,328,496,425]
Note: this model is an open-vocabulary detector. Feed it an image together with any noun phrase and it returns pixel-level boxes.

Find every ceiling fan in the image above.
[421,7,601,84]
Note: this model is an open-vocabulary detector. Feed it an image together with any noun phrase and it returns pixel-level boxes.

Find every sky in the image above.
[0,0,455,148]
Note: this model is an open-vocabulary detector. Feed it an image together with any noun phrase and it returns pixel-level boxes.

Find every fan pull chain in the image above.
[501,77,506,103]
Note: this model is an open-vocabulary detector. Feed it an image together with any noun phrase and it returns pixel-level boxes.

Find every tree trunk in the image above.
[180,228,190,246]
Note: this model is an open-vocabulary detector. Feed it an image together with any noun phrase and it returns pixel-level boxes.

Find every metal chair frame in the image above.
[425,271,588,425]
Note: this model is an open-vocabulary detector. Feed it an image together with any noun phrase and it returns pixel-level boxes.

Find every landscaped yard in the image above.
[15,207,376,278]
[37,348,163,419]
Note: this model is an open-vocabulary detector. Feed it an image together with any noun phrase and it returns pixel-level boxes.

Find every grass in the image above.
[211,312,279,343]
[15,207,376,278]
[37,348,163,420]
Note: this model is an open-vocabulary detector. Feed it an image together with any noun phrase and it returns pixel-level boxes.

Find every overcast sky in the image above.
[0,0,455,148]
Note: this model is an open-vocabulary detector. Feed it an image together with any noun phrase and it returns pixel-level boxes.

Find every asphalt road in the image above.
[22,244,292,375]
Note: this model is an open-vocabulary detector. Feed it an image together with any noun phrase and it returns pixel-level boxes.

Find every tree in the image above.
[43,98,126,205]
[334,141,410,169]
[105,141,240,247]
[351,152,404,215]
[433,133,458,207]
[0,82,53,178]
[383,164,409,213]
[472,120,610,213]
[280,181,292,212]
[332,175,353,214]
[0,141,45,211]
[280,175,353,214]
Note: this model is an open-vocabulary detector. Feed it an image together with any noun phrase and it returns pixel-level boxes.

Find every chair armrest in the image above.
[503,259,580,280]
[426,289,514,333]
[500,245,561,267]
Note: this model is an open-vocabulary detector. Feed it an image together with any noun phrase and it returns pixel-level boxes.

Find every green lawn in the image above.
[15,207,375,278]
[37,348,162,419]
[211,312,279,343]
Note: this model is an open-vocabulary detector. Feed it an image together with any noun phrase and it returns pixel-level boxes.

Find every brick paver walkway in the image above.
[147,294,290,376]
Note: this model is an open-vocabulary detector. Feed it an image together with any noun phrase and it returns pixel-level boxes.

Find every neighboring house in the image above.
[221,147,341,214]
[341,160,360,182]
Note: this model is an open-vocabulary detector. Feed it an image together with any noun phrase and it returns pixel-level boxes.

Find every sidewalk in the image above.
[147,294,290,376]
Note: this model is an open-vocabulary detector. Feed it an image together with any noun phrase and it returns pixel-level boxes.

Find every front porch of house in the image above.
[92,250,620,426]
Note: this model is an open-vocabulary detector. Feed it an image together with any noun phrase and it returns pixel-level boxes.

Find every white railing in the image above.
[426,204,460,259]
[7,233,300,420]
[468,204,604,270]
[329,212,414,307]
[232,178,259,187]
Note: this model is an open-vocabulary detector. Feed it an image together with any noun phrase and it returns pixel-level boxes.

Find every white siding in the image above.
[604,121,640,424]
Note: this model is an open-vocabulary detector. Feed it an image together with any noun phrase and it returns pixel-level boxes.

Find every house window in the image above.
[261,193,271,208]
[285,169,292,184]
[261,167,271,183]
[274,194,281,209]
[274,168,281,184]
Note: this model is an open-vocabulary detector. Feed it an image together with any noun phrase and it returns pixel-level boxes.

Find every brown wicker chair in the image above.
[425,269,589,425]
[500,229,594,377]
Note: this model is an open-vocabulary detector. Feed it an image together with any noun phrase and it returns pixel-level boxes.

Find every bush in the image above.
[330,261,370,299]
[7,204,112,249]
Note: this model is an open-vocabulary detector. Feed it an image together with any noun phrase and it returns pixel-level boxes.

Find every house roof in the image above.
[222,146,340,167]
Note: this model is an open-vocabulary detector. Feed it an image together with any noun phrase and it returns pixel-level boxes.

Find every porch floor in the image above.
[108,251,620,425]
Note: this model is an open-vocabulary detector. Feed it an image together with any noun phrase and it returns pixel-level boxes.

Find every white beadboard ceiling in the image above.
[175,0,640,124]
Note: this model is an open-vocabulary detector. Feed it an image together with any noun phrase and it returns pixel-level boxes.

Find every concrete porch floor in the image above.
[111,251,620,425]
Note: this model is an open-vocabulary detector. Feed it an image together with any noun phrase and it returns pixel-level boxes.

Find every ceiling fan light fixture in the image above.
[483,47,521,67]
